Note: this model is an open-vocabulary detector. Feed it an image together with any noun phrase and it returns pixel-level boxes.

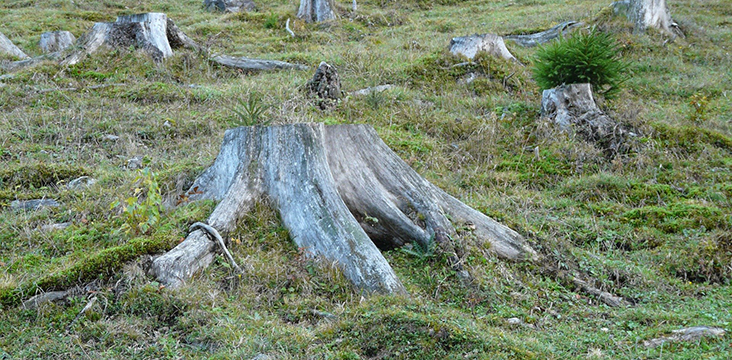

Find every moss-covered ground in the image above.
[1,0,730,358]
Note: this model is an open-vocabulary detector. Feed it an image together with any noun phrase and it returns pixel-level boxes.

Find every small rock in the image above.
[67,176,97,190]
[0,74,15,81]
[40,222,72,232]
[101,134,119,142]
[39,31,76,53]
[307,62,342,109]
[250,354,273,360]
[10,199,61,211]
[643,326,726,348]
[600,327,609,332]
[351,84,395,96]
[506,317,523,325]
[126,157,143,170]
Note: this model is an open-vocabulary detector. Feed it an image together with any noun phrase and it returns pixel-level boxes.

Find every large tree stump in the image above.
[504,21,584,48]
[61,13,201,66]
[150,124,536,294]
[541,83,629,157]
[0,31,29,60]
[39,31,76,54]
[612,0,682,36]
[449,34,517,62]
[297,0,336,23]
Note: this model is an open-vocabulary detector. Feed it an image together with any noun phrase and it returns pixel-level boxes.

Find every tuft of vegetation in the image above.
[533,29,628,96]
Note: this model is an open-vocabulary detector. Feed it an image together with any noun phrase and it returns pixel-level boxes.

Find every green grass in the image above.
[1,0,731,358]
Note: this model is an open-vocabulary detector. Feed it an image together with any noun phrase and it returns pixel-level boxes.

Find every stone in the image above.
[449,33,517,62]
[644,326,726,348]
[0,31,29,59]
[67,176,97,190]
[351,84,395,96]
[39,31,76,54]
[126,156,144,170]
[307,62,341,109]
[101,134,120,141]
[40,222,72,232]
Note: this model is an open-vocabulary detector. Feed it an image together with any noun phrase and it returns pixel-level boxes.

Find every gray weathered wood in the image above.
[39,31,76,54]
[151,124,537,294]
[297,0,336,23]
[541,83,630,157]
[613,0,682,36]
[449,33,517,62]
[504,21,584,47]
[0,31,29,60]
[211,55,308,71]
[61,13,201,67]
[204,0,256,13]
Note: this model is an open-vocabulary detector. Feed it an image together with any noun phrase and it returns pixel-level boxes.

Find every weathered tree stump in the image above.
[449,33,518,62]
[297,0,336,23]
[40,31,76,54]
[612,0,682,36]
[150,124,536,294]
[0,31,28,60]
[541,83,629,157]
[204,0,256,13]
[307,62,342,109]
[504,21,584,47]
[61,13,201,66]
[211,55,309,72]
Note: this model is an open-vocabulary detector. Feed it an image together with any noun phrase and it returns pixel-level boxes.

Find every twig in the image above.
[285,18,295,38]
[190,222,244,275]
[67,295,97,330]
[34,83,125,93]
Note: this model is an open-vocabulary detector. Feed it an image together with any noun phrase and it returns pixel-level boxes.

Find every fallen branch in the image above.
[285,18,296,38]
[504,21,584,47]
[211,55,309,72]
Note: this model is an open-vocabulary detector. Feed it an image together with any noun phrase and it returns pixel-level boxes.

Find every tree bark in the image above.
[504,21,584,48]
[449,34,518,62]
[613,0,682,36]
[541,83,630,157]
[39,31,76,54]
[297,0,337,23]
[150,124,537,294]
[307,62,342,109]
[0,31,29,60]
[211,55,309,71]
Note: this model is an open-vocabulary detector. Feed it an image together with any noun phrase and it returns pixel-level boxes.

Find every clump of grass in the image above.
[230,92,271,127]
[533,29,628,96]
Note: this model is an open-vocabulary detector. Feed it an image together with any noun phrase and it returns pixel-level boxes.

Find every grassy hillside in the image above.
[1,0,730,358]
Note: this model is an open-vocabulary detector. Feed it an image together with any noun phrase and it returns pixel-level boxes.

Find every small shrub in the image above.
[533,30,628,96]
[230,93,271,127]
[263,12,278,29]
[111,167,162,235]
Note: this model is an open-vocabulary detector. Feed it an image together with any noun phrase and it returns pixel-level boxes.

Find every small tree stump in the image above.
[612,0,682,36]
[297,0,336,23]
[504,21,584,48]
[307,62,342,109]
[541,83,629,157]
[39,31,76,54]
[150,124,536,294]
[0,31,29,60]
[449,33,517,62]
[204,0,256,13]
[61,13,201,66]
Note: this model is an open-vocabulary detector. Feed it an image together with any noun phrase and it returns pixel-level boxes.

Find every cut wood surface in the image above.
[211,55,309,71]
[449,33,517,62]
[504,21,584,47]
[151,124,537,294]
[0,31,29,60]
